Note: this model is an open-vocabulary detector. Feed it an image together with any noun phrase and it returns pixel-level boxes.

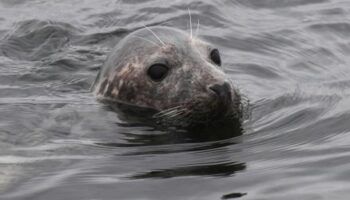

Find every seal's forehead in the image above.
[127,26,210,50]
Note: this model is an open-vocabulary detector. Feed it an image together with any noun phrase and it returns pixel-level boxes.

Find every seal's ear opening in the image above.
[147,64,169,82]
[210,49,221,66]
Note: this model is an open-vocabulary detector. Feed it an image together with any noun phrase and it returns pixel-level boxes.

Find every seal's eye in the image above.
[147,64,169,82]
[210,49,221,66]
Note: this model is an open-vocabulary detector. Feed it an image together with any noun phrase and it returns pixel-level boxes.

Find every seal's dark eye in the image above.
[147,64,169,82]
[210,49,221,66]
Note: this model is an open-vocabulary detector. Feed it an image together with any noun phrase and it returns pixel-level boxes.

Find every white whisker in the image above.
[157,109,185,118]
[195,19,200,37]
[163,112,182,119]
[143,24,165,46]
[173,110,191,120]
[155,106,182,115]
[188,8,193,39]
[153,105,188,120]
[131,36,161,47]
[164,109,187,119]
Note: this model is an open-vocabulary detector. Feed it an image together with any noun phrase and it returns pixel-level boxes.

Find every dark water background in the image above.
[1,0,350,199]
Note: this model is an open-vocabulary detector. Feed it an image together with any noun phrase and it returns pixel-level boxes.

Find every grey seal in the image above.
[92,26,243,128]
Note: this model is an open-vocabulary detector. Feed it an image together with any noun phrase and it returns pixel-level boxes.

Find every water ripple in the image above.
[1,0,350,199]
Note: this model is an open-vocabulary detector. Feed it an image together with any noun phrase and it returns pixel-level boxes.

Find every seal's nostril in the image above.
[209,82,231,100]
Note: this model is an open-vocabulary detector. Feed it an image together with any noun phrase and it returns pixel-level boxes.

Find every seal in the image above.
[92,26,242,128]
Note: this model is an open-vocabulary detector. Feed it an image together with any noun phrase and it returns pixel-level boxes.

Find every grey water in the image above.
[1,0,350,199]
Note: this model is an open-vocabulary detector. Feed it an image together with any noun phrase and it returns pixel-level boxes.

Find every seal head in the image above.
[92,26,242,128]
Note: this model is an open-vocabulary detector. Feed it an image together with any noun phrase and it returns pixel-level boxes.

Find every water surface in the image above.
[1,0,350,199]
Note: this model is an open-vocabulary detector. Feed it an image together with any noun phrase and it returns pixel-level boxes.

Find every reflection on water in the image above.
[1,0,350,199]
[130,161,246,179]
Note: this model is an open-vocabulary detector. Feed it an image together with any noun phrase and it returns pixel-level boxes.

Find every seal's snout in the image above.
[209,82,232,101]
[208,82,233,113]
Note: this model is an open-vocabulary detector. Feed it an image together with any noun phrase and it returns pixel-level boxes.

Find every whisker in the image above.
[173,111,192,121]
[143,24,165,46]
[156,108,187,119]
[195,19,200,37]
[154,105,183,115]
[188,8,193,39]
[157,110,180,118]
[153,109,181,119]
[162,113,183,120]
[131,36,161,47]
[163,109,188,119]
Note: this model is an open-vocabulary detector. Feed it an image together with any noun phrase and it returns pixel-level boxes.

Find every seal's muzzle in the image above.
[208,82,233,116]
